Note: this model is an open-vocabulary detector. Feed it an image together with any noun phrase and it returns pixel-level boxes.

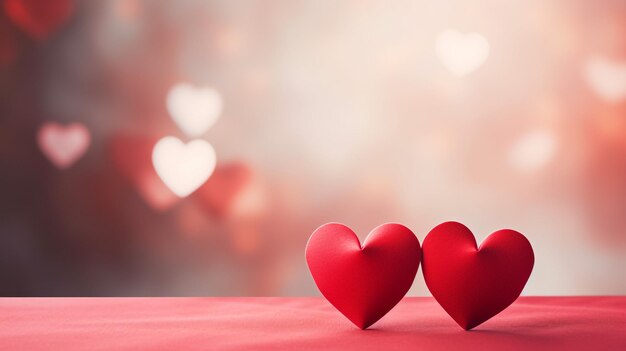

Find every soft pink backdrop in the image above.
[0,0,625,296]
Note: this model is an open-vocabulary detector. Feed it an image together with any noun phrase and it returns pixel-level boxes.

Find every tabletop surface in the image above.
[0,297,624,350]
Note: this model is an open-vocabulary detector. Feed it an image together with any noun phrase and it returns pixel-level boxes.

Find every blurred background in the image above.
[1,0,626,296]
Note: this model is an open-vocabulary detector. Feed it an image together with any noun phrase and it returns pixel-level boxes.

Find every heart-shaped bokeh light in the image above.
[584,56,626,103]
[152,136,216,198]
[195,162,254,218]
[37,122,90,169]
[166,82,223,137]
[109,136,180,211]
[436,29,489,77]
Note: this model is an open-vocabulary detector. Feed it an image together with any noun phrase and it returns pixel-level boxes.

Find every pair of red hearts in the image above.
[305,221,534,330]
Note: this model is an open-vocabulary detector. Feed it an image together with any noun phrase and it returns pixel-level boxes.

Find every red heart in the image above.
[422,221,534,330]
[3,0,74,40]
[306,223,421,329]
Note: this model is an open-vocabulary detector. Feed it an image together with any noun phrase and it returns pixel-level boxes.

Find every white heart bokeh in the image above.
[37,122,91,169]
[152,136,216,197]
[166,83,223,137]
[436,29,490,77]
[584,56,626,103]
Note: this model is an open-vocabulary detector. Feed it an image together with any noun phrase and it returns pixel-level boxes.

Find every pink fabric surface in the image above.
[0,297,624,350]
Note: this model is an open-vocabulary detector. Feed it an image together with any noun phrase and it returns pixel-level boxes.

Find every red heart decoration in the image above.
[3,0,74,40]
[422,221,534,330]
[306,223,421,329]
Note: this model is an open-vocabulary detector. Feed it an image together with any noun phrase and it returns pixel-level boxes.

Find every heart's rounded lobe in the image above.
[306,223,421,329]
[422,221,534,330]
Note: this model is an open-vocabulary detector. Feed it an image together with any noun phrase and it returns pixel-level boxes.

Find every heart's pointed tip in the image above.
[355,323,371,330]
[350,318,374,330]
[458,321,480,331]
